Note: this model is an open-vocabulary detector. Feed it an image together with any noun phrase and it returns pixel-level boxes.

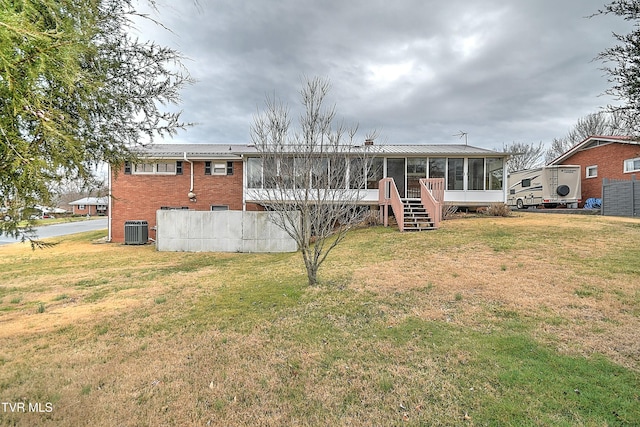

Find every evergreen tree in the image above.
[0,0,192,241]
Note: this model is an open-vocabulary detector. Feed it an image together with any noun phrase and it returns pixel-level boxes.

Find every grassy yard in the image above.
[0,213,638,426]
[29,215,103,227]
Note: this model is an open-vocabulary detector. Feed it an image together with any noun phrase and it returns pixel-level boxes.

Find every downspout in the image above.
[183,152,195,200]
[107,163,112,242]
[242,154,246,211]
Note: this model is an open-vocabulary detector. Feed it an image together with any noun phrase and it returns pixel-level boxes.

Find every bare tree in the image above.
[545,111,626,163]
[49,174,108,210]
[502,141,545,173]
[594,1,640,135]
[250,77,377,286]
[545,137,574,164]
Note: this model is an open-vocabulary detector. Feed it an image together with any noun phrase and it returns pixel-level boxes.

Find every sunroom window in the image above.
[486,158,503,190]
[447,158,464,190]
[366,158,384,189]
[468,158,484,190]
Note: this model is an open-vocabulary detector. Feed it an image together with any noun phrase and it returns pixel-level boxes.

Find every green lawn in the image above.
[31,215,103,226]
[0,213,638,426]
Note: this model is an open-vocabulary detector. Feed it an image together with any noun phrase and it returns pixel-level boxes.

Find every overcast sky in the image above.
[133,0,632,151]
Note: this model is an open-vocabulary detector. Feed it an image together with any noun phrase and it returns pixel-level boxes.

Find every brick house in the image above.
[69,197,109,216]
[549,136,640,206]
[108,143,509,242]
[109,145,263,243]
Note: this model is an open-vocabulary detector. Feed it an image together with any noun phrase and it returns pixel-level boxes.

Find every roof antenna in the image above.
[453,131,468,146]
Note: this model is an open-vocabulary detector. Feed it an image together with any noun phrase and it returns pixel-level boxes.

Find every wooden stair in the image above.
[402,199,436,231]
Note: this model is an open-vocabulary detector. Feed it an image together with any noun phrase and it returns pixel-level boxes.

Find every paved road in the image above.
[0,218,108,245]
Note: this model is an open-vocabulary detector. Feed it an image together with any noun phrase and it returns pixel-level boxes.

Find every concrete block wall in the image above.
[156,210,298,253]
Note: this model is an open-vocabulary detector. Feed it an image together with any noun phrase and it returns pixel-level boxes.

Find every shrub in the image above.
[485,203,512,217]
[356,210,381,228]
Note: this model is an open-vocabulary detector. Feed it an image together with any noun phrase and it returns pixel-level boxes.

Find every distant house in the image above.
[69,197,109,216]
[108,143,509,243]
[33,205,68,217]
[548,136,640,206]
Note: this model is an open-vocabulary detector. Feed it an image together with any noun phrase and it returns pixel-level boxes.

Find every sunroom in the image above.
[243,145,508,207]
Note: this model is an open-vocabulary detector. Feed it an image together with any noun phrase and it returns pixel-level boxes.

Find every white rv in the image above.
[507,165,581,209]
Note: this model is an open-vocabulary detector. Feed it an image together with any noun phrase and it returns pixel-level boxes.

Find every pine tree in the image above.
[0,0,192,241]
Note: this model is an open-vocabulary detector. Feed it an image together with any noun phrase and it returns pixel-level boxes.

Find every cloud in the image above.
[133,0,634,149]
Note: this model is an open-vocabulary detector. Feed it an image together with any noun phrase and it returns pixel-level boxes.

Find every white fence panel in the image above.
[156,210,298,253]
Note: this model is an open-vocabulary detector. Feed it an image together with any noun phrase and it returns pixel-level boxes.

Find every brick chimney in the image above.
[364,138,374,146]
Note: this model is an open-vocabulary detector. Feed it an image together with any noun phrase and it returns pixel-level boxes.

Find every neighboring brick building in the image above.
[69,197,109,216]
[549,136,640,206]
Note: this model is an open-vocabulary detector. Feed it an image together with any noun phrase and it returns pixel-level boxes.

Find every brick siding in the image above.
[110,160,262,242]
[559,143,640,206]
[73,205,95,216]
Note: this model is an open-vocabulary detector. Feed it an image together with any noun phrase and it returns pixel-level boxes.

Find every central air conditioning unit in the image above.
[124,220,148,245]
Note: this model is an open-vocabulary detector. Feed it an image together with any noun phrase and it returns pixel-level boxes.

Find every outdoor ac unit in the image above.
[124,220,148,245]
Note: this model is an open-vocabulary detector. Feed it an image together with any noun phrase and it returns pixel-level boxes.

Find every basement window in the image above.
[586,165,598,178]
[210,205,229,211]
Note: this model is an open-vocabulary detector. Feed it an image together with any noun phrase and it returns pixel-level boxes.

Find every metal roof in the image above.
[69,197,108,206]
[371,144,502,156]
[137,143,505,158]
[135,144,252,159]
[548,135,638,165]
